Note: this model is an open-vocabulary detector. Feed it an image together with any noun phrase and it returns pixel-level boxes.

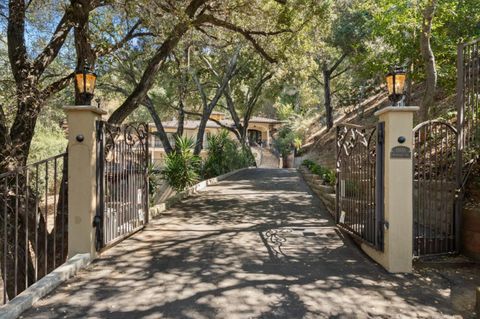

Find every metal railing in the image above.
[0,153,68,304]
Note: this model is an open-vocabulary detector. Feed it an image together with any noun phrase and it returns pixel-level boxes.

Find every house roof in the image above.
[249,116,283,124]
[156,116,282,130]
[160,119,232,129]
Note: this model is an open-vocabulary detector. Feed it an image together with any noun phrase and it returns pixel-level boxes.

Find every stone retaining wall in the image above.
[463,207,480,260]
[298,166,336,218]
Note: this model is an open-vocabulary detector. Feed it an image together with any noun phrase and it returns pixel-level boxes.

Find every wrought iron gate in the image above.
[336,123,385,249]
[95,122,149,251]
[457,38,480,152]
[412,121,458,256]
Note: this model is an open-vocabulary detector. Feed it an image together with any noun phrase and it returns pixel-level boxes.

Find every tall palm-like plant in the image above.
[162,136,201,192]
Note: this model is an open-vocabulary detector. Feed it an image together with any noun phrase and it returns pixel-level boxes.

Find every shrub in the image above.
[162,136,201,192]
[302,159,315,168]
[322,168,336,186]
[202,130,254,179]
[302,159,336,186]
[147,163,162,205]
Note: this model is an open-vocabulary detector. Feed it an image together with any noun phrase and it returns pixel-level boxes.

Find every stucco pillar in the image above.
[65,106,107,259]
[362,106,419,273]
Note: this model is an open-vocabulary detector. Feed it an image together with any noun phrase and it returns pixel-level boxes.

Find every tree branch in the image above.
[329,52,348,74]
[95,21,154,57]
[311,75,324,86]
[244,72,273,124]
[40,72,75,99]
[108,0,208,125]
[196,14,281,63]
[183,109,239,138]
[32,6,75,79]
[331,67,349,79]
[224,87,242,130]
[191,70,209,109]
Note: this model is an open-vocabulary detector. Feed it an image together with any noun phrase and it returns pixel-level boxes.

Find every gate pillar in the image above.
[363,106,419,273]
[65,106,107,259]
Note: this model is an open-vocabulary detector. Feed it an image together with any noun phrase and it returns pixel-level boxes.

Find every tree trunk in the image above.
[176,102,185,139]
[73,1,96,105]
[194,112,211,155]
[143,97,173,154]
[420,0,438,121]
[323,66,334,130]
[405,61,414,106]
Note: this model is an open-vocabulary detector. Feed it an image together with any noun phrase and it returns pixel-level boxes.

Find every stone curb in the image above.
[149,167,254,217]
[0,253,91,319]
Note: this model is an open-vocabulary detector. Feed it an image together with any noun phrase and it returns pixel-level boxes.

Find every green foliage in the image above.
[162,136,201,192]
[28,119,67,164]
[275,103,293,121]
[274,126,297,157]
[202,130,255,179]
[302,159,336,186]
[147,163,162,205]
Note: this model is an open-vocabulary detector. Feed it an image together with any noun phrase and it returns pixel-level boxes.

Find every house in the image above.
[149,112,283,165]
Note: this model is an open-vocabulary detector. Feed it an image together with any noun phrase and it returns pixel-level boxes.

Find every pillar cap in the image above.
[64,105,107,115]
[374,106,419,117]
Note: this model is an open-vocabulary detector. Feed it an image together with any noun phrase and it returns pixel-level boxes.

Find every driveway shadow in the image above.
[22,169,462,318]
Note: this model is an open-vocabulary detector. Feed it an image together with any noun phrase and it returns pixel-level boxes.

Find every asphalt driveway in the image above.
[22,169,462,318]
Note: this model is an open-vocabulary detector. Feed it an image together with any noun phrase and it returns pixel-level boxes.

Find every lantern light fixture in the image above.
[75,60,97,106]
[386,66,407,106]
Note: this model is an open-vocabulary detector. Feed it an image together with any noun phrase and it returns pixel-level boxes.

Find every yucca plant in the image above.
[162,136,201,192]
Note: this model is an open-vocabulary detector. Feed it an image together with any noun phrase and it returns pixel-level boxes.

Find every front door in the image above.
[248,130,262,145]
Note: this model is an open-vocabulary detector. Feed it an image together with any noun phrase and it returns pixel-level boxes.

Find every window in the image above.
[153,133,176,148]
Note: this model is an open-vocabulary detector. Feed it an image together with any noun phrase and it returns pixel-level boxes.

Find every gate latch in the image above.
[383,221,389,230]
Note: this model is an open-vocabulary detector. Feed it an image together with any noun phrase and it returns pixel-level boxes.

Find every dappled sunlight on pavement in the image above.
[22,169,461,318]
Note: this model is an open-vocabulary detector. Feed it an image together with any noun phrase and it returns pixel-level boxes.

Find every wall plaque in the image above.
[390,146,411,159]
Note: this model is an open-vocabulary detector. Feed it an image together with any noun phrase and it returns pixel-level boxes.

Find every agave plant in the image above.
[162,136,201,192]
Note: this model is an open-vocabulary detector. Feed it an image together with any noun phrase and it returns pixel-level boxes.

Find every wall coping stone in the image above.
[64,105,107,115]
[374,106,419,117]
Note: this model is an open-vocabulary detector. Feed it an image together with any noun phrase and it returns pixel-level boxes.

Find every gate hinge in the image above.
[377,123,385,144]
[454,188,463,198]
[92,215,101,228]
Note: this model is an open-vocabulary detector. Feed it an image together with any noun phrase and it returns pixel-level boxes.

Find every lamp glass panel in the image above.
[386,74,394,95]
[394,73,406,94]
[84,73,96,94]
[75,73,85,92]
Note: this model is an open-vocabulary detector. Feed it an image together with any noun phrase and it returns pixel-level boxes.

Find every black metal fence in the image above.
[95,122,149,251]
[457,37,480,151]
[0,153,68,304]
[336,123,384,249]
[412,121,458,256]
